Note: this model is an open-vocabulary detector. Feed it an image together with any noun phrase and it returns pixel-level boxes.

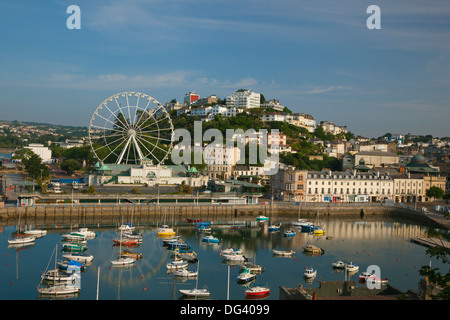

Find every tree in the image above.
[426,186,444,199]
[22,153,49,179]
[419,244,450,299]
[177,181,193,194]
[60,159,81,175]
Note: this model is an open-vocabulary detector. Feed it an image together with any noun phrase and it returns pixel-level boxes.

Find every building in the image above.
[305,170,394,203]
[287,113,316,133]
[193,95,218,106]
[226,89,260,109]
[184,91,200,105]
[260,99,285,112]
[270,166,308,202]
[84,162,208,187]
[204,146,242,180]
[343,151,400,171]
[23,143,53,163]
[261,113,286,122]
[319,121,348,135]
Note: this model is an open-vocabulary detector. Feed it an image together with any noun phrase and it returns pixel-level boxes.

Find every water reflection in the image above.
[0,216,447,300]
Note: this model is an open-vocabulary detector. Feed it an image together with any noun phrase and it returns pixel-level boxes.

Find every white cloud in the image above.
[305,85,352,95]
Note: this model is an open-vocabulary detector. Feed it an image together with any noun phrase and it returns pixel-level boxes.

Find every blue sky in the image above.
[0,0,449,138]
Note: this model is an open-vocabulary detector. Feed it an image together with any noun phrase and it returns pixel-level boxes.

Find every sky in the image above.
[0,0,449,138]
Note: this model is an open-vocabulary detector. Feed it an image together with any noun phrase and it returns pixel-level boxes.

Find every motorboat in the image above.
[241,262,264,274]
[196,225,211,233]
[245,285,270,298]
[331,260,346,269]
[283,230,296,237]
[237,268,256,284]
[186,218,202,223]
[57,260,85,272]
[202,235,220,243]
[61,242,87,252]
[118,224,135,232]
[61,232,87,242]
[359,272,388,284]
[292,219,312,227]
[268,224,281,232]
[312,226,325,235]
[221,248,243,255]
[157,225,176,237]
[120,250,143,260]
[123,231,143,240]
[112,238,141,246]
[173,268,198,278]
[345,262,359,272]
[304,267,317,278]
[75,228,96,239]
[256,215,269,222]
[272,249,295,256]
[166,240,191,250]
[221,252,246,261]
[37,283,80,296]
[303,244,324,254]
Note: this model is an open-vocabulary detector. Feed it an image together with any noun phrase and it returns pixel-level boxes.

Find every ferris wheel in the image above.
[88,91,174,165]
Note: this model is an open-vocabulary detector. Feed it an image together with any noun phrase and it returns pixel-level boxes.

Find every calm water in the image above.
[0,216,448,300]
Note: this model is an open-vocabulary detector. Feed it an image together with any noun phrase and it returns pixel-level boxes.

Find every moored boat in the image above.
[304,267,317,278]
[283,230,296,237]
[179,287,210,298]
[173,268,198,278]
[62,252,94,263]
[111,257,135,266]
[202,235,220,243]
[245,285,270,298]
[303,244,324,254]
[272,249,295,256]
[268,224,281,232]
[345,262,359,272]
[256,215,269,222]
[7,236,35,245]
[237,268,256,284]
[157,225,176,237]
[331,260,346,269]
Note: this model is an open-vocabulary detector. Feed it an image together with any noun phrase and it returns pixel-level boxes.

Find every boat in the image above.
[7,236,35,245]
[196,225,211,233]
[120,250,142,260]
[186,218,202,223]
[312,226,325,235]
[75,228,96,238]
[61,232,87,242]
[359,272,388,284]
[62,252,94,263]
[112,238,141,246]
[166,240,191,250]
[256,215,269,222]
[162,235,181,245]
[283,230,296,237]
[331,260,346,269]
[111,220,136,266]
[245,285,270,298]
[179,262,210,297]
[221,248,243,255]
[304,267,317,278]
[41,269,78,282]
[268,224,281,232]
[241,262,264,274]
[345,262,359,272]
[157,225,176,237]
[24,229,47,237]
[123,231,143,240]
[118,224,135,232]
[301,224,316,232]
[173,268,198,278]
[194,221,210,227]
[272,249,295,256]
[303,244,324,254]
[292,219,312,227]
[58,260,86,272]
[175,250,198,262]
[166,259,189,270]
[202,235,220,243]
[37,283,81,296]
[221,252,246,261]
[61,242,87,252]
[111,256,135,266]
[179,287,210,298]
[237,268,256,283]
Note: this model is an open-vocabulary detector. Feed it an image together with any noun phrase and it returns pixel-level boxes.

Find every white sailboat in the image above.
[179,262,210,298]
[111,218,135,266]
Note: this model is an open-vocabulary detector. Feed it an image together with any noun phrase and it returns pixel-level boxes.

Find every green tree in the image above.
[60,159,81,174]
[22,154,50,179]
[419,245,450,299]
[426,186,445,199]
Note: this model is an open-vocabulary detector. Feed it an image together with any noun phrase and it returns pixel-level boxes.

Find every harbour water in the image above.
[0,215,448,300]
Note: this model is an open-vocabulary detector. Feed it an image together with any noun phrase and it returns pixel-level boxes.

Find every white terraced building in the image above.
[305,170,394,203]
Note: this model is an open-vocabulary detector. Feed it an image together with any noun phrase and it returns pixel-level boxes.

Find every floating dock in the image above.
[409,237,450,249]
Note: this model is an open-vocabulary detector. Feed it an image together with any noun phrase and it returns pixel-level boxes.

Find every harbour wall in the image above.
[0,202,445,229]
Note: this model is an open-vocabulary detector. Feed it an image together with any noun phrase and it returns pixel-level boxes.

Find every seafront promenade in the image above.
[1,201,448,230]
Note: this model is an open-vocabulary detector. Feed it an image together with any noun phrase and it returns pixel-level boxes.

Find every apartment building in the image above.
[305,170,394,203]
[226,89,261,109]
[270,166,308,202]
